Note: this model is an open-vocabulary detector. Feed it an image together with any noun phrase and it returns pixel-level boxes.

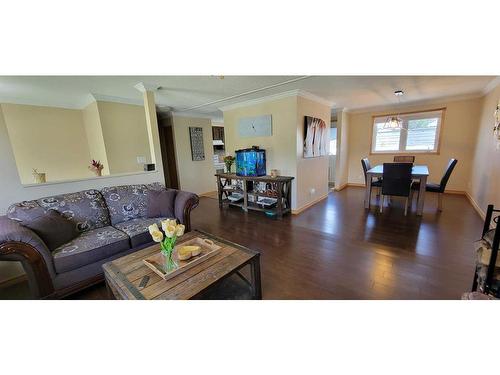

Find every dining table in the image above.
[364,164,429,216]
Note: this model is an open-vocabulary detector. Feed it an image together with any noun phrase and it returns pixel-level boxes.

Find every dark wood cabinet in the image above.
[212,126,225,141]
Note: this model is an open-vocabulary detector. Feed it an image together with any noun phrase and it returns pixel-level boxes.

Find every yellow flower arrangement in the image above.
[148,219,186,271]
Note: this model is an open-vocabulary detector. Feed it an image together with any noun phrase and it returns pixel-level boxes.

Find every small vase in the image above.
[161,243,178,272]
[225,164,232,174]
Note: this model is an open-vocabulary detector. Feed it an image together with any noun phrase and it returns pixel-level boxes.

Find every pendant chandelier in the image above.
[383,90,404,130]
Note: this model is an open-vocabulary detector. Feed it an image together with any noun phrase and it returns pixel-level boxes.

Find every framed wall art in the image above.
[303,116,328,158]
[189,127,205,161]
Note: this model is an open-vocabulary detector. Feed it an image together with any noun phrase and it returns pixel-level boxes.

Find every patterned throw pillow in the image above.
[36,190,110,232]
[100,184,150,225]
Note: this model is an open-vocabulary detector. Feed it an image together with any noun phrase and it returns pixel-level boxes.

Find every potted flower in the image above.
[89,160,104,176]
[223,155,235,174]
[148,219,185,271]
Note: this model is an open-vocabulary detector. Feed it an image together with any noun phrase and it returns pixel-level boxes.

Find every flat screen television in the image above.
[235,147,266,177]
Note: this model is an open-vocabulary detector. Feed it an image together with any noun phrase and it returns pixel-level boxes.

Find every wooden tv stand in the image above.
[215,173,294,218]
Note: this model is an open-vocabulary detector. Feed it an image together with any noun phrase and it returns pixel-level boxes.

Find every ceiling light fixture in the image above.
[383,90,404,130]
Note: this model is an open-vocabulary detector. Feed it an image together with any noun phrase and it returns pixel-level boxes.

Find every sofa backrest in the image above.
[7,189,110,233]
[100,183,167,225]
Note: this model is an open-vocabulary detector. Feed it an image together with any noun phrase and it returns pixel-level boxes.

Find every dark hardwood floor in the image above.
[1,187,483,299]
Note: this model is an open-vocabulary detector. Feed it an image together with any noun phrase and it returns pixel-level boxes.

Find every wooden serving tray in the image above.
[142,237,221,281]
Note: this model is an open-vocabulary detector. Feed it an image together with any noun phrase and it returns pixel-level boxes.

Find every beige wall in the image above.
[335,109,350,189]
[346,97,483,192]
[224,95,332,210]
[1,103,92,184]
[224,96,299,206]
[172,115,216,194]
[470,83,500,214]
[96,101,151,174]
[296,96,330,208]
[82,101,110,175]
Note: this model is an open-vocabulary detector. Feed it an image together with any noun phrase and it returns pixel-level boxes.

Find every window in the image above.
[329,127,337,155]
[371,109,443,153]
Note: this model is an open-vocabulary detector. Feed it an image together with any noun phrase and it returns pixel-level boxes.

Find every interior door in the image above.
[328,123,337,184]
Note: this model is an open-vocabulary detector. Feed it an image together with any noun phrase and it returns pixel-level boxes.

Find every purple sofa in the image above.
[0,183,199,299]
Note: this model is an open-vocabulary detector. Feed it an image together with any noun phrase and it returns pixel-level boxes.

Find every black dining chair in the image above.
[380,163,414,215]
[393,155,415,163]
[361,158,382,206]
[411,158,458,211]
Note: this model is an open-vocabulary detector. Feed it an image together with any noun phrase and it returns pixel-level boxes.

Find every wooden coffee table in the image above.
[102,230,262,300]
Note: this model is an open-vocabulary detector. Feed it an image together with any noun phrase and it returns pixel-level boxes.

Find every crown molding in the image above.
[296,90,335,108]
[0,97,84,110]
[218,89,334,112]
[79,93,144,108]
[134,82,161,93]
[171,111,217,120]
[482,76,500,95]
[345,91,485,115]
[79,93,97,108]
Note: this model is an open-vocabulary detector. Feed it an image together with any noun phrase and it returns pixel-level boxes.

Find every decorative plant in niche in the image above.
[89,160,104,176]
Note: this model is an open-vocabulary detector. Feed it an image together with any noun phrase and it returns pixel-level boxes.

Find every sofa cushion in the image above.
[147,189,177,219]
[22,210,79,251]
[100,185,150,225]
[52,226,129,273]
[36,190,110,233]
[114,217,170,248]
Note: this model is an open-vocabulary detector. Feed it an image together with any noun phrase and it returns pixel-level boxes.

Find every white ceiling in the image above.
[0,76,497,120]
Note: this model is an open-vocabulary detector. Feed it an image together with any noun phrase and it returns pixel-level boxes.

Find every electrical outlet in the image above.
[136,156,146,164]
[310,188,316,195]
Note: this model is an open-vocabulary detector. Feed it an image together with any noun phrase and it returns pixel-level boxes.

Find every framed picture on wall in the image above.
[303,116,328,158]
[189,127,205,161]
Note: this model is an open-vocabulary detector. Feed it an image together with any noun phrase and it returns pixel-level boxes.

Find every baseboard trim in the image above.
[0,274,27,289]
[346,183,467,196]
[199,190,217,197]
[334,183,348,191]
[292,194,329,215]
[444,189,466,195]
[465,191,486,220]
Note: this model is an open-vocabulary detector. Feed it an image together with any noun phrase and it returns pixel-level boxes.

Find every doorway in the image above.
[157,114,179,189]
[328,118,337,189]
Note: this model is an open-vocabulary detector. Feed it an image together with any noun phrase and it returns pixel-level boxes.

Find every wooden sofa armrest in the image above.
[173,191,200,232]
[0,216,55,298]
